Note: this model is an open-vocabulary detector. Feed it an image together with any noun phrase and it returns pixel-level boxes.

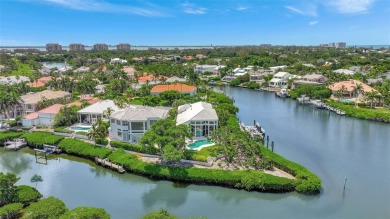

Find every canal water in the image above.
[1,87,389,219]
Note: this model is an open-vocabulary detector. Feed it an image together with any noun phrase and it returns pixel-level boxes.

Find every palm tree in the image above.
[0,87,22,125]
[86,117,108,145]
[353,83,364,108]
[365,90,379,111]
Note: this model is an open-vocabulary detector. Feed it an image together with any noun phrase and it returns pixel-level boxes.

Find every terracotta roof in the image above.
[21,90,71,104]
[38,104,64,114]
[66,101,83,107]
[23,112,39,120]
[151,83,197,93]
[27,81,45,87]
[122,66,136,76]
[328,80,376,93]
[138,74,167,84]
[38,76,52,83]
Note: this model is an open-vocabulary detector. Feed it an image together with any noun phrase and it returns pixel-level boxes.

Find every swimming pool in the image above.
[340,98,355,103]
[187,140,215,150]
[67,125,92,132]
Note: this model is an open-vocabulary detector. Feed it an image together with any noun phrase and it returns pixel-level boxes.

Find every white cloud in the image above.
[182,2,207,14]
[285,4,317,16]
[309,20,319,25]
[326,0,375,14]
[236,6,249,11]
[24,0,165,16]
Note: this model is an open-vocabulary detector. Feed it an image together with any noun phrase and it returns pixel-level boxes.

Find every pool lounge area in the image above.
[67,124,92,132]
[187,140,215,151]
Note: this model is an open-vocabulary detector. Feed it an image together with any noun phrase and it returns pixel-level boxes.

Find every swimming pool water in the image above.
[68,126,92,132]
[187,140,214,149]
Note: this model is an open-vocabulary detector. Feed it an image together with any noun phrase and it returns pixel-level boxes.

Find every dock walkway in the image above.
[240,120,265,139]
[4,138,27,150]
[95,157,126,173]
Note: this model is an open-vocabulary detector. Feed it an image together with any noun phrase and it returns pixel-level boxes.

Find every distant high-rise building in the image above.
[319,44,328,47]
[260,44,272,47]
[93,44,108,51]
[117,43,131,51]
[328,42,336,47]
[46,43,62,52]
[69,44,85,52]
[336,42,346,48]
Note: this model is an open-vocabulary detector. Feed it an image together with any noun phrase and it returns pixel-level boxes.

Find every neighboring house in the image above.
[95,84,106,94]
[39,67,51,75]
[109,105,171,143]
[138,74,165,85]
[292,74,327,89]
[19,90,71,116]
[269,72,291,87]
[110,58,128,64]
[194,65,218,74]
[165,76,186,83]
[333,69,355,75]
[176,102,218,140]
[195,54,206,59]
[151,83,197,97]
[27,76,52,88]
[367,78,383,85]
[22,104,64,127]
[328,80,377,98]
[74,66,90,73]
[57,66,73,73]
[0,76,30,85]
[269,65,287,72]
[122,66,136,78]
[77,100,120,124]
[349,66,360,72]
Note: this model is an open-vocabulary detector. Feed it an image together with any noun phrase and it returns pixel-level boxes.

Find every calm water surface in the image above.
[1,87,389,219]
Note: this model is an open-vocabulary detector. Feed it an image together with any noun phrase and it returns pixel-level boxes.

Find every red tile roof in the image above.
[38,104,64,114]
[151,83,197,93]
[24,112,39,120]
[328,80,376,93]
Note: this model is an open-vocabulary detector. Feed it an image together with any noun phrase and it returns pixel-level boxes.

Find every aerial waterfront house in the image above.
[328,80,377,99]
[109,105,171,143]
[77,100,120,124]
[176,102,218,140]
[292,74,327,89]
[269,72,291,87]
[22,104,63,127]
[151,83,197,97]
[18,90,70,116]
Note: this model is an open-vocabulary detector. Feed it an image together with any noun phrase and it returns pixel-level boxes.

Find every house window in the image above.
[111,119,115,123]
[122,121,129,126]
[131,122,144,131]
[116,120,121,125]
[26,104,32,110]
[117,129,122,137]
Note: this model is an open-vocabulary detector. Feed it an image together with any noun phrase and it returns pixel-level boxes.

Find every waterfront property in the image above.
[22,104,64,127]
[269,72,291,87]
[109,105,170,143]
[176,102,218,140]
[151,83,197,97]
[292,74,327,89]
[328,80,377,99]
[11,90,71,118]
[77,100,120,124]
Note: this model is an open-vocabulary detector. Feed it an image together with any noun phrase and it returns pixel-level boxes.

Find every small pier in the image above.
[34,144,62,164]
[240,120,265,139]
[95,157,126,173]
[4,138,27,150]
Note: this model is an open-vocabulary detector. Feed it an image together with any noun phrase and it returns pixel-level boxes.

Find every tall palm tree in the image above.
[353,84,364,108]
[0,87,22,125]
[365,90,379,111]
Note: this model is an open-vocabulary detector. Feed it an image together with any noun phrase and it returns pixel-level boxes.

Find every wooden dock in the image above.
[4,138,27,150]
[240,120,265,139]
[95,157,125,173]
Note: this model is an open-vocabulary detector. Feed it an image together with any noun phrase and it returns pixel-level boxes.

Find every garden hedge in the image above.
[0,131,23,145]
[0,203,23,219]
[261,147,321,193]
[110,140,159,154]
[22,197,67,219]
[58,138,111,159]
[17,185,42,207]
[21,132,64,148]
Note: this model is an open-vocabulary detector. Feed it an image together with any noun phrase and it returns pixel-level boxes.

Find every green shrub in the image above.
[22,196,67,219]
[183,146,218,162]
[0,203,23,219]
[141,209,177,219]
[22,132,64,148]
[110,140,158,154]
[17,185,42,207]
[261,147,321,193]
[0,131,23,145]
[59,207,110,219]
[58,138,112,159]
[53,127,73,134]
[95,138,108,146]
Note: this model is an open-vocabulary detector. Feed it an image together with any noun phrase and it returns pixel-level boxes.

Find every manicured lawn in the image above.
[183,146,218,162]
[11,60,34,77]
[128,98,143,105]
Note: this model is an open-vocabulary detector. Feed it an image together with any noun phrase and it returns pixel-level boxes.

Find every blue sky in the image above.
[0,0,389,46]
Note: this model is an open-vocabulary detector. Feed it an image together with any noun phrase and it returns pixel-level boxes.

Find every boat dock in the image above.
[301,98,346,115]
[4,138,27,150]
[95,157,126,173]
[240,120,265,139]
